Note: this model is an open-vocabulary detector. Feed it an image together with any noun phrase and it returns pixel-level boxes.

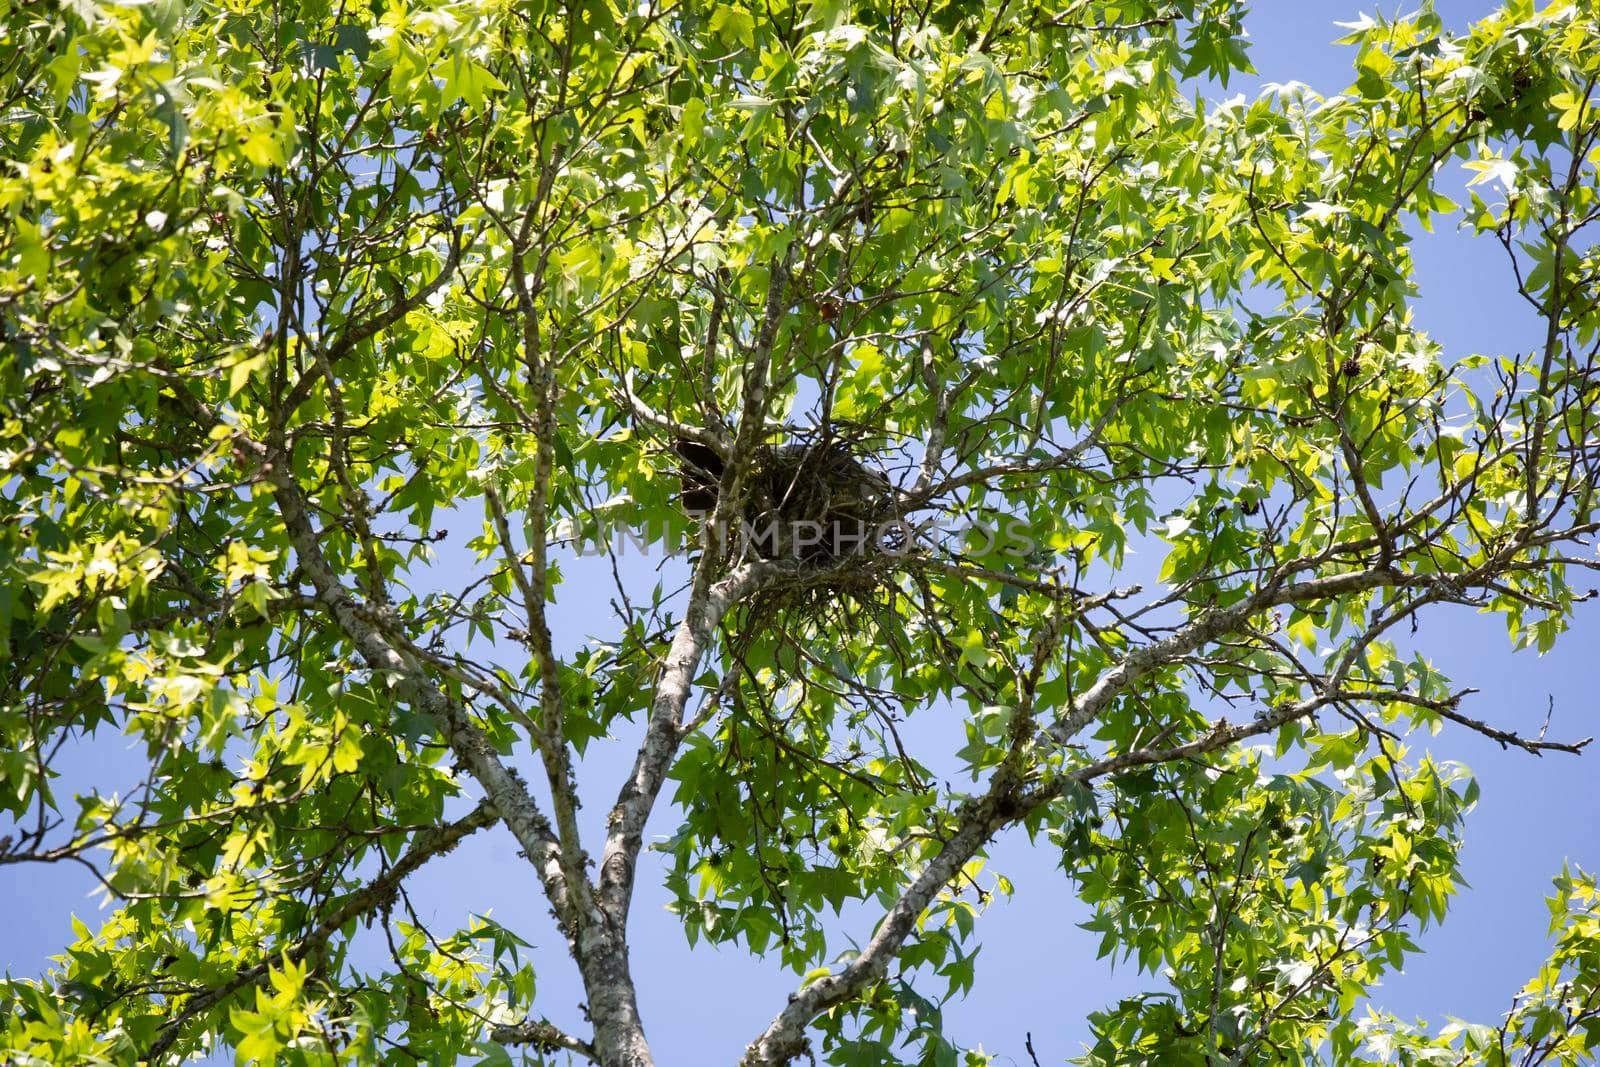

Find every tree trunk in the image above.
[582,925,654,1067]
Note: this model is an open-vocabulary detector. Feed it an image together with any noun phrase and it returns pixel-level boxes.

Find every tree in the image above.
[2,0,1599,1063]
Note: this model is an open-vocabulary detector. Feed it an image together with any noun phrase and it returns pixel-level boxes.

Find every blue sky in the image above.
[5,2,1598,1064]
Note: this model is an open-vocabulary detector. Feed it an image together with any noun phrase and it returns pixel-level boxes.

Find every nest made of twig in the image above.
[675,431,912,633]
[676,433,903,567]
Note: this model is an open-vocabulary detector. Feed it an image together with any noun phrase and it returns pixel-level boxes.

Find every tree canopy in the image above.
[3,0,1600,1064]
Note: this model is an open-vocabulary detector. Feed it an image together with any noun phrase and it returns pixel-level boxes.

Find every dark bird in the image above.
[674,436,725,514]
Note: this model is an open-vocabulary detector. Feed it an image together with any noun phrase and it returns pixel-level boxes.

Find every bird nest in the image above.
[675,432,911,626]
[677,434,905,563]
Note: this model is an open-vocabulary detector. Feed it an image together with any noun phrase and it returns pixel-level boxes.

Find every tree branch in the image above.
[147,800,498,1062]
